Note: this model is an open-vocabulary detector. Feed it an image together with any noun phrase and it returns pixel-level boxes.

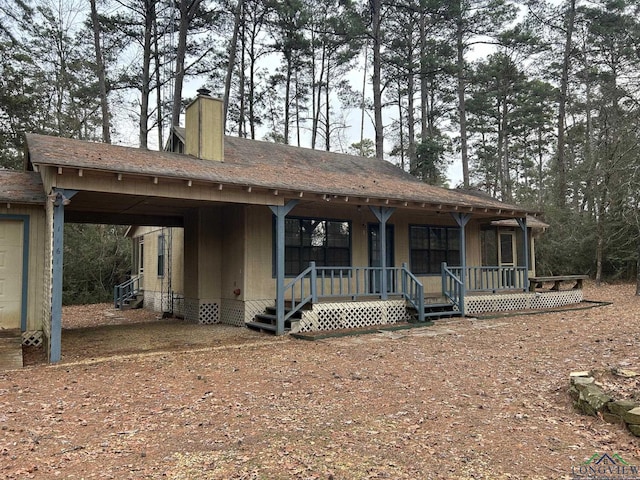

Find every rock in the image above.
[623,407,640,425]
[607,399,639,417]
[571,376,595,386]
[577,384,611,417]
[570,371,592,380]
[570,377,596,401]
[612,368,639,378]
[601,412,623,425]
[628,424,640,437]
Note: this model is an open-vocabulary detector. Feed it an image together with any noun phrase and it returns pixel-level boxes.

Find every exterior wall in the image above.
[183,207,223,324]
[243,203,487,299]
[129,202,543,328]
[0,205,46,343]
[133,225,185,315]
[219,206,246,325]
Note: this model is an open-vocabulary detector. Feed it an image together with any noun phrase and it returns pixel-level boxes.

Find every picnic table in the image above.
[528,275,589,292]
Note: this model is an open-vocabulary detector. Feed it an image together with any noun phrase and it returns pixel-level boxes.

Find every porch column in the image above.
[517,217,529,291]
[269,200,298,335]
[369,206,395,300]
[50,189,77,363]
[451,213,471,316]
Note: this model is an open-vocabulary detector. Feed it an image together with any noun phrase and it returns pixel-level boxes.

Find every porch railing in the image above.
[401,263,425,322]
[442,263,464,315]
[113,274,143,309]
[447,265,528,292]
[280,262,427,324]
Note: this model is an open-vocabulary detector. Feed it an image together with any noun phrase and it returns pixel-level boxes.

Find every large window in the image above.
[410,225,460,274]
[280,217,351,276]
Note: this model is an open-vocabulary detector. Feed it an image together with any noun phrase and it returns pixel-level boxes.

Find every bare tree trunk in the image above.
[139,0,155,149]
[90,0,111,143]
[284,58,292,144]
[455,6,469,187]
[371,0,384,160]
[324,60,330,151]
[224,0,244,130]
[360,43,367,145]
[555,0,576,207]
[154,13,163,148]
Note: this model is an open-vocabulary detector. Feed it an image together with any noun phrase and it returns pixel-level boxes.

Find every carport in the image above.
[24,133,287,363]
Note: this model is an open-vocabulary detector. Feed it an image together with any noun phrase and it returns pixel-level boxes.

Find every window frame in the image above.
[409,224,461,275]
[273,215,352,277]
[157,233,165,277]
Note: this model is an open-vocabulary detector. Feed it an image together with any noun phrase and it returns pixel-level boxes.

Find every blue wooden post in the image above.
[517,217,529,291]
[310,261,318,303]
[50,189,77,363]
[451,213,471,316]
[269,200,298,335]
[369,206,394,300]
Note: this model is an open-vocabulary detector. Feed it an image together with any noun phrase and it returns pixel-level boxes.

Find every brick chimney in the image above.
[185,88,224,161]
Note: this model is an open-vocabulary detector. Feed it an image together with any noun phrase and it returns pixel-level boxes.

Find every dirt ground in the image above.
[2,283,640,479]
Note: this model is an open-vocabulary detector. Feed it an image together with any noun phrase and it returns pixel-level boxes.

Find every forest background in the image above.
[1,0,639,304]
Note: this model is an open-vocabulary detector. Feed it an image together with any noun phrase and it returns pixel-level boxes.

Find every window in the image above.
[157,234,165,277]
[409,225,460,274]
[481,228,498,266]
[279,217,351,276]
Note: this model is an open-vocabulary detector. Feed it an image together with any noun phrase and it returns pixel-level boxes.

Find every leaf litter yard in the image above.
[2,284,640,479]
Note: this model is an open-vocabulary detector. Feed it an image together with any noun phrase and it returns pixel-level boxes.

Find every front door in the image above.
[499,231,516,288]
[368,224,394,294]
[0,220,24,330]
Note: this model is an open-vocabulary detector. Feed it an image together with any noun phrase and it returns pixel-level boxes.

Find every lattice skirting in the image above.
[184,298,199,323]
[198,302,220,324]
[294,300,408,333]
[466,290,583,315]
[220,299,272,327]
[22,331,43,347]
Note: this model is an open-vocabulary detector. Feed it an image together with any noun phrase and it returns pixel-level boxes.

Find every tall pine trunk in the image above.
[455,8,469,187]
[555,0,576,207]
[90,0,111,144]
[371,0,384,160]
[224,0,243,130]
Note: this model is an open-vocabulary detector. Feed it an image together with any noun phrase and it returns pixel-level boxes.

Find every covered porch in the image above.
[259,203,573,335]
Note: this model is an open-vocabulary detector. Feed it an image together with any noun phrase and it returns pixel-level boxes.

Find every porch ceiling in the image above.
[62,191,190,226]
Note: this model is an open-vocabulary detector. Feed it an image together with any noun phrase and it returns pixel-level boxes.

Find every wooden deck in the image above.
[0,329,23,370]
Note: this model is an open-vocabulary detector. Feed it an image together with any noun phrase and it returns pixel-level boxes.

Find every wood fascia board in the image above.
[49,172,286,207]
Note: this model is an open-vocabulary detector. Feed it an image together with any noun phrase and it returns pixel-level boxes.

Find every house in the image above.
[2,90,580,364]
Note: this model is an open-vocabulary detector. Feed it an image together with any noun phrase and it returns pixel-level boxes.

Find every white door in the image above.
[0,220,24,330]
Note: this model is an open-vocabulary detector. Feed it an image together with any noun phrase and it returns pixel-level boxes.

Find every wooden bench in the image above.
[528,275,589,292]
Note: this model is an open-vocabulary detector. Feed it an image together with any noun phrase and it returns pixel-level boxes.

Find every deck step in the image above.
[246,321,281,333]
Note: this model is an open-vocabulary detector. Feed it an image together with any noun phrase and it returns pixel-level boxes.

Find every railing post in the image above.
[441,262,447,296]
[310,261,317,303]
[402,263,408,296]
